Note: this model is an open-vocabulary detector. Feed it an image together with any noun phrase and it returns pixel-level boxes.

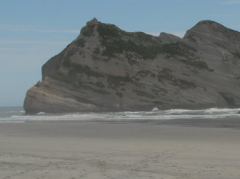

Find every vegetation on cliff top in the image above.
[96,23,190,58]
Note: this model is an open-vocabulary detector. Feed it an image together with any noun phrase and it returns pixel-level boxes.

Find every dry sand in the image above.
[0,120,240,179]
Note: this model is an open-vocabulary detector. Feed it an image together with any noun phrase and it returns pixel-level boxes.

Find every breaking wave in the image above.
[1,107,240,122]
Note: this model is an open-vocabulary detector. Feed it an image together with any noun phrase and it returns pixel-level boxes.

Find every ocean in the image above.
[1,106,240,123]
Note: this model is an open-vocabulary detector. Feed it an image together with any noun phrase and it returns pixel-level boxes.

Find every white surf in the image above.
[1,107,240,122]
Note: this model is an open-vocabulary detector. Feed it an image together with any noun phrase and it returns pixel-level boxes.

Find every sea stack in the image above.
[24,19,240,114]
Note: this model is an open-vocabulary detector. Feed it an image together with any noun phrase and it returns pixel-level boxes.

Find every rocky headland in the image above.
[24,19,240,113]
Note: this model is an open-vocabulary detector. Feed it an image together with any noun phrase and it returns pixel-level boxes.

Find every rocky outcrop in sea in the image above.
[24,19,240,113]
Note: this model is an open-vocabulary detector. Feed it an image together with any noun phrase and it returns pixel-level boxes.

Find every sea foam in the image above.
[2,107,240,122]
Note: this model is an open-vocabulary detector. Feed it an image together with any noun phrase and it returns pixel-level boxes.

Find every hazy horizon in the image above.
[1,0,240,107]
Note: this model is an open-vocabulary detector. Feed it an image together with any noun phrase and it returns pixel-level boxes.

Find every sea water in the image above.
[0,106,25,123]
[1,106,240,123]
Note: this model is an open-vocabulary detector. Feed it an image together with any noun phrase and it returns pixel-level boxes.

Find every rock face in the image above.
[24,19,240,114]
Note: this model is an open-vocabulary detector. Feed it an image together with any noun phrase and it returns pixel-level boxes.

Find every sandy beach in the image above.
[0,120,240,179]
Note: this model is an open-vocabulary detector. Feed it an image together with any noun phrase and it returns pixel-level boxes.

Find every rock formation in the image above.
[24,19,240,113]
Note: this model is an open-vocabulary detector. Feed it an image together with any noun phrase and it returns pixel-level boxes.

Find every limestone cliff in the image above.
[24,19,240,113]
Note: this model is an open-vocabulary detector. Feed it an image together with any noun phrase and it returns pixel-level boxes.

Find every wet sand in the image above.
[0,120,240,179]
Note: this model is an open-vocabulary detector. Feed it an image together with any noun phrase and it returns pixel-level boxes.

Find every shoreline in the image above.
[2,116,240,129]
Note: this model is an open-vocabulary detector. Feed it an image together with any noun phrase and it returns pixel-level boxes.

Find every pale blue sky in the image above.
[0,0,240,106]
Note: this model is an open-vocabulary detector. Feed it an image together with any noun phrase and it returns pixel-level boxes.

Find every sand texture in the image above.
[0,121,240,179]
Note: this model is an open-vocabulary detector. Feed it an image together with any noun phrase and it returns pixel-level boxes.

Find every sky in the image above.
[0,0,240,107]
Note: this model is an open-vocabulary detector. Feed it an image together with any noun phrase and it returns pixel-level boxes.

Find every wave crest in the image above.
[4,108,240,122]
